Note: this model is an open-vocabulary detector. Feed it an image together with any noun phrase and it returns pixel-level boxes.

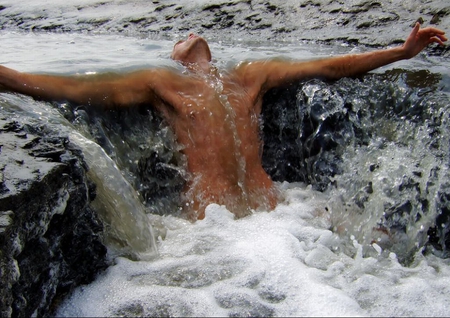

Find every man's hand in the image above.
[402,23,447,59]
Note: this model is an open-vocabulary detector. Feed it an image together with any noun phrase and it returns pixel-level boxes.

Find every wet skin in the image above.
[0,24,446,220]
[153,56,279,220]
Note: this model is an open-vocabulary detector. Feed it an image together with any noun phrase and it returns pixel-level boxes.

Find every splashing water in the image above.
[1,31,450,316]
[262,72,450,263]
[69,132,157,260]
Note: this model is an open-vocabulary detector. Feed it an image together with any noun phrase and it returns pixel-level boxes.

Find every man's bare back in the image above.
[0,24,446,220]
[152,65,279,219]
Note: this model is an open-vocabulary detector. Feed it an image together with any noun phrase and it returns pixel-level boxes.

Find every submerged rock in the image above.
[0,115,108,317]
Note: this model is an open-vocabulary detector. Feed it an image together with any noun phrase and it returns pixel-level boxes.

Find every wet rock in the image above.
[261,72,450,262]
[137,150,185,215]
[427,179,450,257]
[60,104,187,216]
[0,0,448,46]
[0,116,108,317]
[261,80,350,191]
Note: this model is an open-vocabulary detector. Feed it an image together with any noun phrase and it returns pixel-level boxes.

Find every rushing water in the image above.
[1,30,450,316]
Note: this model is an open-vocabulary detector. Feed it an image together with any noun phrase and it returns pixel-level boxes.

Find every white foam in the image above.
[56,184,450,317]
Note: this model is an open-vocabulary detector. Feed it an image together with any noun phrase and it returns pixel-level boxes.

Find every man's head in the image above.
[170,33,212,66]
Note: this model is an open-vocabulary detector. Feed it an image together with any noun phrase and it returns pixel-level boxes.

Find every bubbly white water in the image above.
[56,184,450,317]
[1,29,450,316]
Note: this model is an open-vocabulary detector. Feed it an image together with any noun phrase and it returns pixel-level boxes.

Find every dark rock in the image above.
[427,180,450,257]
[260,72,450,262]
[0,116,108,317]
[137,150,185,215]
[261,79,351,191]
[62,104,187,216]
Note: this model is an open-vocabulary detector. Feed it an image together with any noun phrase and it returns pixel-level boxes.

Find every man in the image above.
[0,23,446,220]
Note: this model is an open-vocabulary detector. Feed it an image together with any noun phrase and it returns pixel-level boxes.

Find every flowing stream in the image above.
[1,29,450,316]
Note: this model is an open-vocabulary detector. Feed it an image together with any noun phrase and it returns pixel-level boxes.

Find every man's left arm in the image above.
[247,23,446,92]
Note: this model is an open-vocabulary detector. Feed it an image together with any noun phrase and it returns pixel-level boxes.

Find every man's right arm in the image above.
[0,66,165,108]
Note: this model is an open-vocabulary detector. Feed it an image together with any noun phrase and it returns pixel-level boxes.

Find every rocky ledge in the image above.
[0,0,448,46]
[0,114,108,317]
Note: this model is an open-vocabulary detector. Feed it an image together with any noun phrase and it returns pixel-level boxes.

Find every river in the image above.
[1,0,450,316]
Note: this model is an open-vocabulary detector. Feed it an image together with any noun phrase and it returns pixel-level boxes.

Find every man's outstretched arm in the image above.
[245,23,447,92]
[0,66,166,108]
